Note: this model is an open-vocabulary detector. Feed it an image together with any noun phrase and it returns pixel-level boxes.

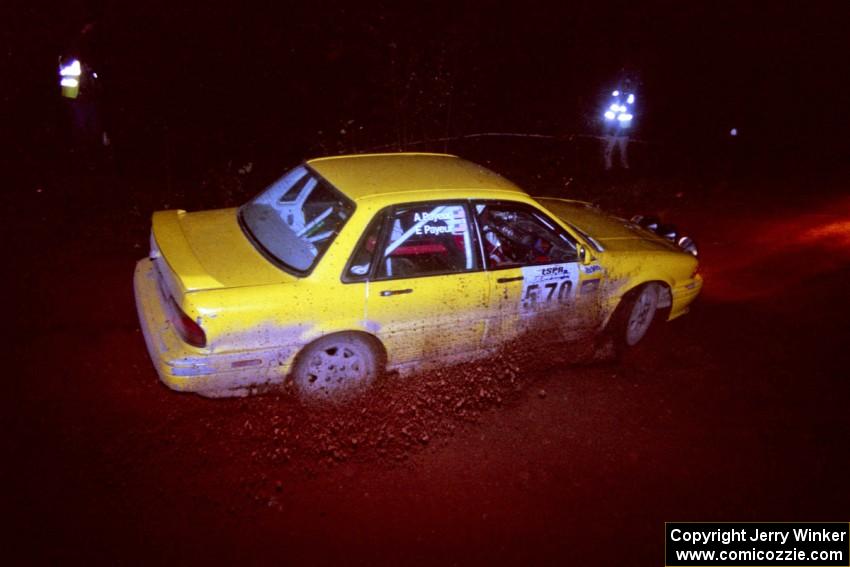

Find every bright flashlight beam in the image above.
[60,60,81,77]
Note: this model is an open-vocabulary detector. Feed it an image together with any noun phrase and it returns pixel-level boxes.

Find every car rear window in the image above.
[239,165,355,275]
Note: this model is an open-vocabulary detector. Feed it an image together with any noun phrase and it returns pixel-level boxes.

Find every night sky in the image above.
[6,1,848,181]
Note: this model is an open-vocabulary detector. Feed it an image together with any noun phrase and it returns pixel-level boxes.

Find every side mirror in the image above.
[578,245,593,265]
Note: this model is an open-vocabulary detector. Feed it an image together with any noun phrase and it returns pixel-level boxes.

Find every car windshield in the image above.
[239,165,355,275]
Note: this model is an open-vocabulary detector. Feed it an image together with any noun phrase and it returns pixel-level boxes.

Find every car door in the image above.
[343,201,490,369]
[472,201,604,346]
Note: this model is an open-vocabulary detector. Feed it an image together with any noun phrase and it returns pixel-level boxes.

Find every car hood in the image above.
[534,197,679,253]
[152,208,294,292]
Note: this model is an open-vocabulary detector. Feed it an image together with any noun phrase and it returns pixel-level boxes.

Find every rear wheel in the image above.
[292,333,380,401]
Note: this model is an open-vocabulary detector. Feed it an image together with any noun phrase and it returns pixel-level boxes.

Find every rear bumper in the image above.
[668,274,703,320]
[134,258,286,397]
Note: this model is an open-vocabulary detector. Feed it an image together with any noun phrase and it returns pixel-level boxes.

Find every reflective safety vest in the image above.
[59,58,82,99]
[602,89,635,129]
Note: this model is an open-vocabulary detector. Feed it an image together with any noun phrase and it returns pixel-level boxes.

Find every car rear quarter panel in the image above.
[174,206,377,376]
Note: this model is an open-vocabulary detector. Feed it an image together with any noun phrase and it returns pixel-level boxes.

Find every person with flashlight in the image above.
[601,79,635,170]
[59,22,109,161]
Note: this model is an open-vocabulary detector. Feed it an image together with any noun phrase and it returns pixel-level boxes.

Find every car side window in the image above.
[343,212,385,282]
[377,203,478,279]
[474,202,578,269]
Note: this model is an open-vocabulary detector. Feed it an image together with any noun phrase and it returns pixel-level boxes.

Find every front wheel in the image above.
[291,333,380,401]
[610,283,660,348]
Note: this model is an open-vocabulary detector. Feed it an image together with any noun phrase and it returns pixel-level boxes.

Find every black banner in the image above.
[666,523,849,566]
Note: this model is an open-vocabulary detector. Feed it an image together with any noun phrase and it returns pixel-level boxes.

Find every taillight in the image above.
[167,295,207,348]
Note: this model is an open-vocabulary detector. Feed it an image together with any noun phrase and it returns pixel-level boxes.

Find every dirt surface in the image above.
[6,172,850,565]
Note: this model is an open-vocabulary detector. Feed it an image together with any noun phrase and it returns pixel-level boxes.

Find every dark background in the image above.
[6,1,849,188]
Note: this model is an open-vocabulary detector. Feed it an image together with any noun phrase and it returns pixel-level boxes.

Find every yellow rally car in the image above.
[134,153,702,399]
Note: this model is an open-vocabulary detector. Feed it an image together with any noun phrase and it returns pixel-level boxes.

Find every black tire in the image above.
[291,333,380,401]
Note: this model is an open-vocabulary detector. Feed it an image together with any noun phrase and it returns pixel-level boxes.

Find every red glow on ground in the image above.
[697,195,850,302]
[799,220,850,247]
